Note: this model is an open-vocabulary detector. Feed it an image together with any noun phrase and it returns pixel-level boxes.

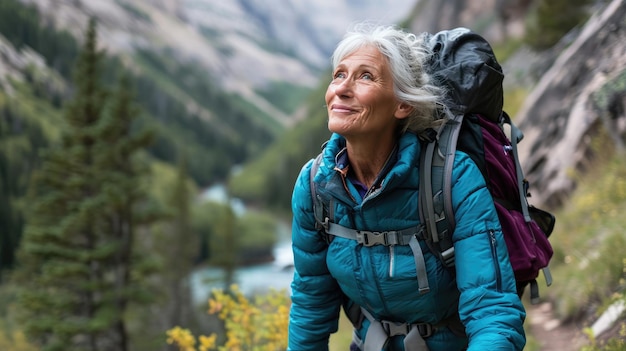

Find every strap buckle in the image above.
[382,320,410,337]
[356,230,399,246]
[381,320,433,338]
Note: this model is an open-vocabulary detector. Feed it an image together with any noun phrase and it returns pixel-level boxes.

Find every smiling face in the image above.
[326,45,411,143]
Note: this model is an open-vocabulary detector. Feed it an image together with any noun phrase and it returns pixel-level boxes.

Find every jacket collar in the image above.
[320,132,421,196]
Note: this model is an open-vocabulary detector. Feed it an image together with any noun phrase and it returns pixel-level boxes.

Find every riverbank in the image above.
[190,239,294,305]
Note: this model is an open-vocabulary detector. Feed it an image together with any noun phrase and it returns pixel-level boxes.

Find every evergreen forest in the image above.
[0,1,286,349]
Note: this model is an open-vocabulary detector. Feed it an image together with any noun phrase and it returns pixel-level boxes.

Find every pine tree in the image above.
[166,154,197,327]
[13,18,154,351]
[143,153,200,340]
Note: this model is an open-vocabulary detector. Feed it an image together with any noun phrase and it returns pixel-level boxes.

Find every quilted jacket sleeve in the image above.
[451,152,527,351]
[287,160,342,351]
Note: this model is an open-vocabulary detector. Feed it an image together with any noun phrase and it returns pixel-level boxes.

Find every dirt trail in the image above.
[527,302,588,351]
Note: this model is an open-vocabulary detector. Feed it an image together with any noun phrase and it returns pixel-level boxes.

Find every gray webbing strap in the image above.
[326,222,430,294]
[507,115,553,296]
[409,235,430,294]
[420,140,439,244]
[360,307,431,351]
[542,266,553,287]
[508,118,532,223]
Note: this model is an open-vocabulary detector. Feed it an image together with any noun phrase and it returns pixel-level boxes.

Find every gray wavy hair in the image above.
[331,23,444,137]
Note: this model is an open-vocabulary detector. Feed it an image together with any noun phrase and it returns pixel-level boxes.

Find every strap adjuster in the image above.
[415,323,434,338]
[321,217,330,231]
[440,246,455,268]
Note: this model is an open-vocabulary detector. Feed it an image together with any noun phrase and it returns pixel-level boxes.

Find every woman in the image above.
[288,24,526,351]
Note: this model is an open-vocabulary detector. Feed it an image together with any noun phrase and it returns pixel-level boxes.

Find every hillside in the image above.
[1,0,419,188]
[18,0,418,127]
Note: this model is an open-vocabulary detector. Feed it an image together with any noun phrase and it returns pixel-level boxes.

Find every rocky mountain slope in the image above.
[18,0,417,126]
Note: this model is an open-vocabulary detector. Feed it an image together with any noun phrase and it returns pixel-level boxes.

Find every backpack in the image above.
[309,27,556,304]
[418,27,555,303]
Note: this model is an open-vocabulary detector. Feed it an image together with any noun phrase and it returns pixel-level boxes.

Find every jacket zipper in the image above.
[489,229,503,292]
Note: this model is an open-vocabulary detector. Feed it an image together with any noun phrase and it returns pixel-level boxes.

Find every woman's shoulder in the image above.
[452,150,483,181]
[448,150,489,204]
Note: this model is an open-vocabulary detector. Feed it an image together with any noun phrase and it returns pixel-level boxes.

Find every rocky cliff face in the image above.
[514,0,626,209]
[407,0,626,210]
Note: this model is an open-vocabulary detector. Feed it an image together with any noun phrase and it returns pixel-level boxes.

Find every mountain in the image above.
[18,0,418,127]
[1,0,418,187]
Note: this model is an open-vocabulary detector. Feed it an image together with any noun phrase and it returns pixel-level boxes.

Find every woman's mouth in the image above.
[331,104,356,113]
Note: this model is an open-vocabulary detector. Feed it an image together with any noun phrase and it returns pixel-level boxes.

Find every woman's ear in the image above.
[394,102,413,119]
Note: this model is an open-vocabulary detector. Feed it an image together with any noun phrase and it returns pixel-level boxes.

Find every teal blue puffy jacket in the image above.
[288,132,526,351]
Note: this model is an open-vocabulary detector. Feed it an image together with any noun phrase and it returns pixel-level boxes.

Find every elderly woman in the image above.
[288,24,526,351]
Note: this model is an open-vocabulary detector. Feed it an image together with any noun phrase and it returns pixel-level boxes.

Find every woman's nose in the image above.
[333,78,354,97]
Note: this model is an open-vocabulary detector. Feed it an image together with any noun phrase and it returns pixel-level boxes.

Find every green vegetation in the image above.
[524,0,592,50]
[503,87,530,118]
[583,325,626,351]
[129,49,275,184]
[546,149,626,322]
[192,201,278,268]
[492,38,524,65]
[0,92,52,275]
[256,81,314,116]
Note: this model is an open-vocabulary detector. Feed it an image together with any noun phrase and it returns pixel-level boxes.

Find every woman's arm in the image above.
[288,160,342,351]
[451,153,527,351]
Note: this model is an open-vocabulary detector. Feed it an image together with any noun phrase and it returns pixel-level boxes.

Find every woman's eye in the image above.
[361,73,373,80]
[334,72,346,79]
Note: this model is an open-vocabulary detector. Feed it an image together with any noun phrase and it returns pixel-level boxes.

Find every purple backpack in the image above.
[419,28,555,303]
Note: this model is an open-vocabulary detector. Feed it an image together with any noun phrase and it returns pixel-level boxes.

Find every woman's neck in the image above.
[346,137,397,189]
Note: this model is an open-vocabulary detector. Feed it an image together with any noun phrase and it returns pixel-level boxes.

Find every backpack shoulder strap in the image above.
[309,153,326,231]
[309,153,322,201]
[419,114,464,268]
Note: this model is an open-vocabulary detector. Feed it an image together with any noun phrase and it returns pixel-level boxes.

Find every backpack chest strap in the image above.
[325,222,419,246]
[324,221,430,294]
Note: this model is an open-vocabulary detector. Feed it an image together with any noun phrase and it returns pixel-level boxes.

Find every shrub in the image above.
[166,285,290,351]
